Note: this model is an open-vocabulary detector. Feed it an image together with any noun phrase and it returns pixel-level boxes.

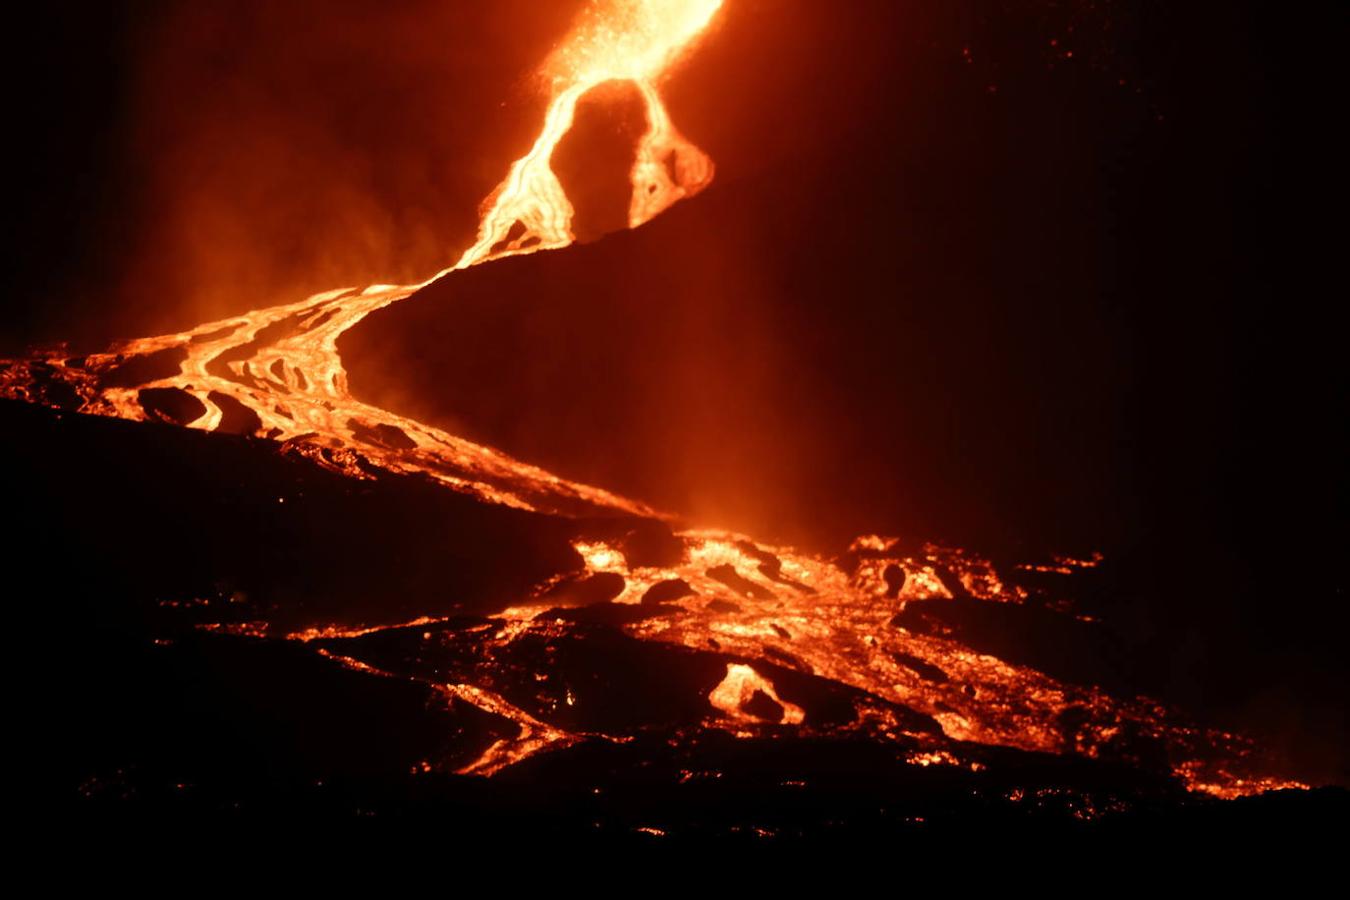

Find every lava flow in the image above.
[0,0,1306,805]
[2,0,722,518]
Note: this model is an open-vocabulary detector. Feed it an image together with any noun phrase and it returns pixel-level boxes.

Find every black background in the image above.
[3,1,1344,783]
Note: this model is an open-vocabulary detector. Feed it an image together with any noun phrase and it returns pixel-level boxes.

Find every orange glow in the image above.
[0,0,722,519]
[199,525,1308,796]
[709,663,806,725]
[287,615,450,643]
[462,0,720,262]
[440,683,582,776]
[0,1,1305,801]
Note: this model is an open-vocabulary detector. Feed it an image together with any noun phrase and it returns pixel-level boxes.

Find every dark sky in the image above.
[2,1,1345,780]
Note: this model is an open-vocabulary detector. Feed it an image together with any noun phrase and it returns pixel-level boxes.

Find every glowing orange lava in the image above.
[0,0,721,518]
[460,0,720,263]
[0,0,1305,799]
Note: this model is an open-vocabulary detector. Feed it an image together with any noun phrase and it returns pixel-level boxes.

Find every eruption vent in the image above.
[461,0,721,263]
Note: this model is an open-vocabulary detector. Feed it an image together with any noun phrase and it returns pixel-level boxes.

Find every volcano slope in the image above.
[4,0,1344,842]
[8,397,1344,842]
[342,0,1347,790]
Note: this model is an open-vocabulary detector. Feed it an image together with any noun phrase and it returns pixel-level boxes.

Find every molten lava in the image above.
[462,0,719,262]
[0,0,1305,802]
[1,0,721,517]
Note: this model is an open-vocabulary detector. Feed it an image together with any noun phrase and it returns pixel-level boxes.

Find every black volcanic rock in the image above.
[888,650,949,685]
[346,418,418,450]
[100,345,188,389]
[542,571,626,607]
[618,521,686,568]
[883,564,907,599]
[137,386,206,426]
[2,399,582,633]
[5,399,1344,841]
[642,578,694,605]
[706,564,776,600]
[535,601,678,628]
[208,390,262,436]
[741,689,785,723]
[891,597,1136,695]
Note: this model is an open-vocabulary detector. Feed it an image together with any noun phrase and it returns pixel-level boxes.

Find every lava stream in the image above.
[0,0,1305,799]
[2,0,721,517]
